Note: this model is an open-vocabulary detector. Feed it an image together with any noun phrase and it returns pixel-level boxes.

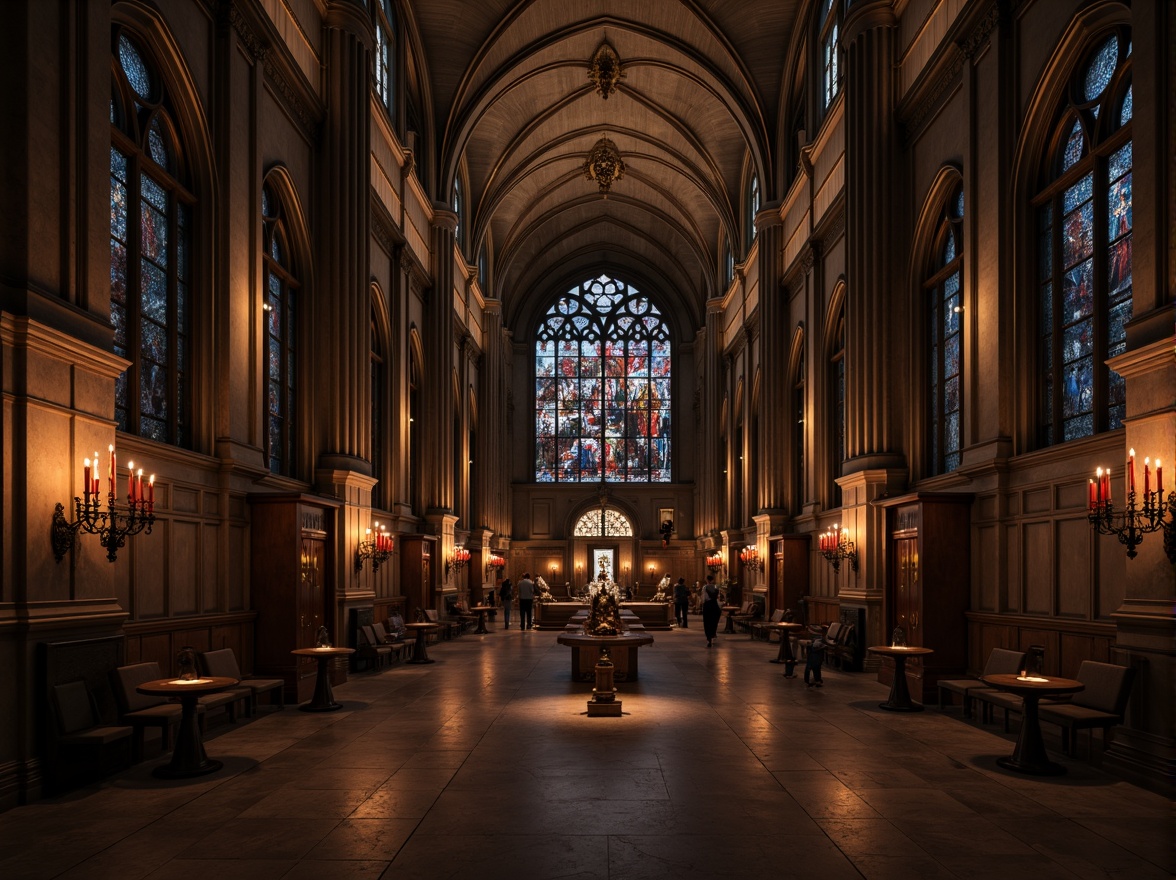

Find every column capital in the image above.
[843,0,898,43]
[431,208,459,233]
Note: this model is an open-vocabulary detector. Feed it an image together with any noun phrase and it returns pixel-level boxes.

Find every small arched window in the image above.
[722,239,734,289]
[374,0,396,119]
[828,304,845,507]
[747,173,761,248]
[927,182,964,475]
[573,507,634,537]
[1036,29,1132,446]
[452,177,463,250]
[262,182,300,476]
[371,308,386,505]
[820,0,842,112]
[535,275,672,483]
[110,28,194,447]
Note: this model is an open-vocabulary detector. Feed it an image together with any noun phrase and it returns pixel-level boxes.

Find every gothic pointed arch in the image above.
[824,279,847,507]
[534,274,672,483]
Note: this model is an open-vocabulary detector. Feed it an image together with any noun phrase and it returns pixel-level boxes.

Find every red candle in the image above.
[83,459,91,498]
[1088,478,1095,511]
[93,451,100,495]
[1144,458,1150,496]
[148,475,155,512]
[127,461,135,502]
[1128,449,1135,493]
[136,470,143,506]
[109,445,116,500]
[1105,468,1112,504]
[1157,460,1163,494]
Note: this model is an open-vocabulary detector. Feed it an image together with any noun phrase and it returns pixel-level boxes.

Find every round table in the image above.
[721,606,741,634]
[471,605,495,635]
[868,645,934,711]
[982,673,1084,775]
[557,632,655,682]
[135,677,238,778]
[768,622,805,676]
[404,622,440,664]
[291,647,355,712]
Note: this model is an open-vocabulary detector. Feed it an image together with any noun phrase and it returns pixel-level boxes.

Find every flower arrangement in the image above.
[535,576,554,602]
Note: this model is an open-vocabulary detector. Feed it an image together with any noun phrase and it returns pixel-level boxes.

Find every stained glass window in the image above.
[1037,28,1132,446]
[374,0,396,117]
[573,508,634,537]
[110,29,192,447]
[262,183,299,475]
[535,275,671,482]
[747,173,760,248]
[821,0,841,111]
[927,182,964,475]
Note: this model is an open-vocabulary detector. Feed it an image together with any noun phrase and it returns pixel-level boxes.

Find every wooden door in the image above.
[299,536,325,646]
[893,536,919,644]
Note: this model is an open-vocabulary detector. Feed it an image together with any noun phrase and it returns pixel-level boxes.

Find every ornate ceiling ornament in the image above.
[588,41,624,99]
[584,136,626,195]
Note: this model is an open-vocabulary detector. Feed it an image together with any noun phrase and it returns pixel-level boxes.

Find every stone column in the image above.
[755,203,787,514]
[316,2,372,468]
[842,0,903,471]
[478,300,508,538]
[425,210,459,517]
[698,298,725,537]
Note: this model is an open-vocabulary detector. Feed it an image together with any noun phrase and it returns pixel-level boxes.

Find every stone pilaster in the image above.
[698,298,725,536]
[425,210,459,516]
[316,2,372,466]
[842,1,904,471]
[755,204,787,513]
[478,301,508,538]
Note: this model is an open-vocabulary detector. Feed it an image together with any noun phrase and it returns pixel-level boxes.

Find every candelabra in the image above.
[739,546,761,572]
[52,493,155,563]
[1088,454,1175,561]
[486,554,506,577]
[818,524,858,573]
[356,523,394,573]
[447,546,471,576]
[705,553,724,575]
[54,446,156,563]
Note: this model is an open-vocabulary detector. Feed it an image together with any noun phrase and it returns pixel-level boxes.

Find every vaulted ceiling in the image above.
[405,0,805,331]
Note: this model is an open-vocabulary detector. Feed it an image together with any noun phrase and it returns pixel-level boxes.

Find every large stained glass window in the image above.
[1037,30,1132,446]
[110,29,193,447]
[927,183,964,475]
[535,275,671,482]
[821,0,841,111]
[262,183,299,475]
[374,0,396,118]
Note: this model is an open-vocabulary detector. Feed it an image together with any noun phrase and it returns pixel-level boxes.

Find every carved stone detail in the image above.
[588,42,624,99]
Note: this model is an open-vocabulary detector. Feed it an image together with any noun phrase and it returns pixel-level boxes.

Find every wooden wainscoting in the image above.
[123,612,259,675]
[965,612,1116,677]
[803,595,841,627]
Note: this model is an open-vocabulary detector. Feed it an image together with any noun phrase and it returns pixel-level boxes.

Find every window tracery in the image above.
[927,182,964,475]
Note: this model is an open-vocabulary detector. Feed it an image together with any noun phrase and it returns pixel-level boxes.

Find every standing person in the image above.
[805,627,827,687]
[673,577,690,628]
[499,578,514,629]
[517,573,536,631]
[701,576,721,647]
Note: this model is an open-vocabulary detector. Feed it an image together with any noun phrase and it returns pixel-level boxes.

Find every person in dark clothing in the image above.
[517,573,535,630]
[673,577,689,627]
[701,577,721,647]
[499,578,514,629]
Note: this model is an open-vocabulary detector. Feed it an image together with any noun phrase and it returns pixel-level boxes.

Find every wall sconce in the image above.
[53,445,155,563]
[705,553,724,574]
[818,524,858,573]
[447,546,471,576]
[356,521,393,573]
[549,562,559,584]
[647,563,655,581]
[622,563,630,584]
[485,554,506,576]
[575,562,583,586]
[1089,453,1175,561]
[739,545,761,572]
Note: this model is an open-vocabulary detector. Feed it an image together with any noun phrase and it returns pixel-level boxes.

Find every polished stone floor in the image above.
[2,626,1171,879]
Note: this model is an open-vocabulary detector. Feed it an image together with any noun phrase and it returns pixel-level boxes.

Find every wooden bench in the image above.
[936,648,1025,718]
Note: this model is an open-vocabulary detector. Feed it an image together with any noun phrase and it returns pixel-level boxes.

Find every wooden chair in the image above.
[111,662,195,760]
[358,624,394,669]
[200,648,284,713]
[1039,661,1136,756]
[50,680,133,781]
[827,623,857,670]
[731,601,763,634]
[937,648,1026,717]
[797,621,841,659]
[749,609,785,641]
[372,621,413,662]
[423,608,460,640]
